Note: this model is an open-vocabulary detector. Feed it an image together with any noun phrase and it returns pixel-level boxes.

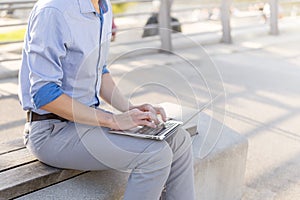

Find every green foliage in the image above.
[0,29,26,42]
[112,3,134,14]
[0,3,133,42]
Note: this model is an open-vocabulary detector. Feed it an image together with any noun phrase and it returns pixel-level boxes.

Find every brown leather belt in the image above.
[26,111,67,122]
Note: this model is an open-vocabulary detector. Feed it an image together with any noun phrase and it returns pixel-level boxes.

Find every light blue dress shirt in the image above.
[18,0,113,114]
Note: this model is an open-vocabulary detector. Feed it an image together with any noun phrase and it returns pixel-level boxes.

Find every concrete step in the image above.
[16,103,248,200]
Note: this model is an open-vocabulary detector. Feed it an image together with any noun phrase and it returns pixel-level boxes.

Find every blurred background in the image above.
[0,0,300,200]
[1,0,299,59]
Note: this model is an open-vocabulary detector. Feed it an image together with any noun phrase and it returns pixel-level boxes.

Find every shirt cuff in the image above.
[102,65,110,74]
[33,82,63,109]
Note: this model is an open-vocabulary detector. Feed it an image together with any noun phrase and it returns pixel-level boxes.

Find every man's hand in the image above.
[132,104,167,122]
[111,108,157,130]
[110,104,167,130]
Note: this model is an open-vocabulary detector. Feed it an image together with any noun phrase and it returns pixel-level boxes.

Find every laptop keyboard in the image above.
[135,121,178,135]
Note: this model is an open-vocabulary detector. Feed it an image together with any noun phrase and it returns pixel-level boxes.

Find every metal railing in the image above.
[0,0,36,11]
[1,0,300,53]
[109,0,297,50]
[0,0,35,43]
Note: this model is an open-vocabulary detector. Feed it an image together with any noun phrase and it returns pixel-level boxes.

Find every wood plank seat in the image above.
[0,139,83,200]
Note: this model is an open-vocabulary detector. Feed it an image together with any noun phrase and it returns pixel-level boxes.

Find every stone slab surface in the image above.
[16,104,248,200]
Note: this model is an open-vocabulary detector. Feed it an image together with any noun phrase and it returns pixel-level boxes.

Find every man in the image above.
[18,0,195,199]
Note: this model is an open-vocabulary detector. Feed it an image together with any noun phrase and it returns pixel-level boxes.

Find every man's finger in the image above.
[141,104,157,115]
[139,119,157,128]
[155,107,167,122]
[143,111,160,124]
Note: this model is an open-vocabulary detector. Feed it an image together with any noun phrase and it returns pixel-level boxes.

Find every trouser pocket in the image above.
[23,123,30,146]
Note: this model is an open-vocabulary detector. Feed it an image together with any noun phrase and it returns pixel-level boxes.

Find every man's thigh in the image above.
[33,120,172,171]
[78,122,173,172]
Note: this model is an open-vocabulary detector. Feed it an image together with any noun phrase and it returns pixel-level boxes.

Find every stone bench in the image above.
[0,102,248,200]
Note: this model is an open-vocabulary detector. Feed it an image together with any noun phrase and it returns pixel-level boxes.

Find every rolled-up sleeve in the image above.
[25,8,71,108]
[102,64,110,74]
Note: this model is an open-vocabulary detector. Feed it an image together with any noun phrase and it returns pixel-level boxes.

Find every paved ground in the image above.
[1,13,300,200]
[104,19,300,200]
[210,26,300,200]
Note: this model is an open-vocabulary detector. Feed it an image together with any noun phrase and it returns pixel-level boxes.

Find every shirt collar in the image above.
[78,0,95,14]
[100,0,108,14]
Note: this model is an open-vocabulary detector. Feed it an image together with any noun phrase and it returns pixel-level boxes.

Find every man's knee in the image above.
[167,128,193,161]
[134,142,173,173]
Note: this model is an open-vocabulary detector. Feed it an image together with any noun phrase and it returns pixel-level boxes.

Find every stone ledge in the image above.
[16,103,248,200]
[193,112,248,200]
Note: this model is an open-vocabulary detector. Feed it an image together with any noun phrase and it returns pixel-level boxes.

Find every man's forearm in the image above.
[40,94,114,127]
[100,73,133,112]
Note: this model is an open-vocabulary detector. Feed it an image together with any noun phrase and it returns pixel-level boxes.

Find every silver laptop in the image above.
[109,119,183,141]
[109,94,222,141]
